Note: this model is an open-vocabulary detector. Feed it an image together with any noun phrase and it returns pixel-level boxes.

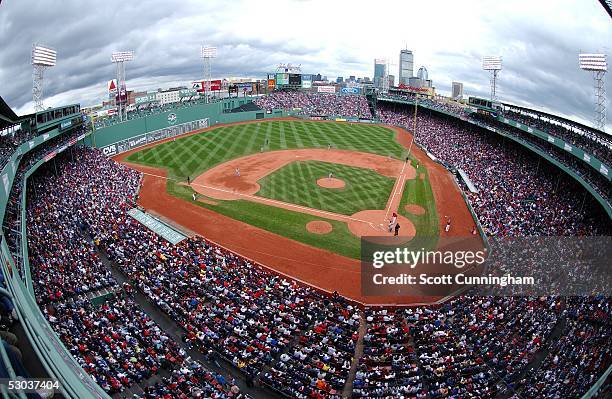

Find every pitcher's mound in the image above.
[316,177,345,189]
[347,210,415,244]
[306,220,333,234]
[405,204,426,215]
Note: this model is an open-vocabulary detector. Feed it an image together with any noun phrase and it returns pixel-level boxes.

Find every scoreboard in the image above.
[289,74,301,85]
[271,73,311,89]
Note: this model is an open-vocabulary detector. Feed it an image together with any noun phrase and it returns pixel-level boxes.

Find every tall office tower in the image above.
[452,81,464,100]
[374,59,386,88]
[399,49,414,85]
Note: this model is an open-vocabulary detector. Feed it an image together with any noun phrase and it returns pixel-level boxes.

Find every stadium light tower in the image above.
[482,56,502,102]
[111,51,134,122]
[31,44,57,111]
[201,45,217,103]
[579,53,607,131]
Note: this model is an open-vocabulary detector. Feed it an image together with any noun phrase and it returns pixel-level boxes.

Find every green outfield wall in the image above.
[91,98,285,155]
[0,96,608,398]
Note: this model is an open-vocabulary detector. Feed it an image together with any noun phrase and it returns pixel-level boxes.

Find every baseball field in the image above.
[123,119,439,259]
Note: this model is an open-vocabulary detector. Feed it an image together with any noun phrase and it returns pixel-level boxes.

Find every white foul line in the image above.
[384,161,408,222]
[139,171,376,225]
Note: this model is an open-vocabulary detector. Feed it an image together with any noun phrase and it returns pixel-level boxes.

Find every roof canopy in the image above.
[0,96,22,131]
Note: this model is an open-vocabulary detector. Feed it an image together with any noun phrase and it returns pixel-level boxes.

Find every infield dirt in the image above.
[116,118,478,305]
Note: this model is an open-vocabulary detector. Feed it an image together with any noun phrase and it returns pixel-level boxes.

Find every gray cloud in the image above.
[0,0,610,131]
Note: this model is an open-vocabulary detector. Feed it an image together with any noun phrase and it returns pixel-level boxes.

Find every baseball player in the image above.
[445,216,451,232]
[235,167,240,177]
[388,212,397,232]
[328,172,333,179]
[394,223,401,236]
[187,176,190,185]
[192,192,197,201]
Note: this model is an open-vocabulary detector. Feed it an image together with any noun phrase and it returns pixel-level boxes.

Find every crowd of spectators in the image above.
[93,96,217,129]
[45,292,187,393]
[4,104,609,399]
[469,113,611,203]
[353,309,425,398]
[511,296,610,399]
[26,144,139,303]
[139,357,243,398]
[2,127,85,280]
[378,103,610,236]
[378,93,469,117]
[254,91,372,119]
[261,297,359,398]
[0,125,40,170]
[23,148,244,397]
[503,109,612,165]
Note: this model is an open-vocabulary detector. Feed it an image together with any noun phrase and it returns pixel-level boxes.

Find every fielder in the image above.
[388,212,398,232]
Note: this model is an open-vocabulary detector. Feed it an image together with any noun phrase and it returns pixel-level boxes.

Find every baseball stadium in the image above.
[0,1,611,398]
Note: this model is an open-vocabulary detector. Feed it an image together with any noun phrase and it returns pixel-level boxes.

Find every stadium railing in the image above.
[377,96,612,219]
[0,131,112,399]
[582,364,612,399]
[474,121,612,218]
[496,115,611,179]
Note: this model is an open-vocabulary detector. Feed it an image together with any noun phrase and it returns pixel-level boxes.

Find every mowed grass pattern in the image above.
[126,120,440,259]
[126,121,408,181]
[256,160,395,216]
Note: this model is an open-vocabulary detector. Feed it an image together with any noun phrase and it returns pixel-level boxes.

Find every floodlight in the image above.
[111,51,134,62]
[32,44,57,67]
[201,46,217,58]
[200,45,217,104]
[579,53,607,131]
[579,53,607,72]
[32,44,57,111]
[482,56,502,71]
[111,51,134,122]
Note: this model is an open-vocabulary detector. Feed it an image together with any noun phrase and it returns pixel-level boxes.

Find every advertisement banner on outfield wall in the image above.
[179,89,198,98]
[341,87,360,95]
[317,86,336,93]
[192,80,222,92]
[100,118,209,157]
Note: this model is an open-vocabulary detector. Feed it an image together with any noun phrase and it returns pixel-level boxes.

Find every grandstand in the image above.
[0,84,610,399]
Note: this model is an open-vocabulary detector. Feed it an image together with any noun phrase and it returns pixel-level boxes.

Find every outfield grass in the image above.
[397,158,440,249]
[126,120,439,258]
[256,160,395,216]
[126,121,408,181]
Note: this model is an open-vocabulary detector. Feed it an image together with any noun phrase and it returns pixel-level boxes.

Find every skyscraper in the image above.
[399,49,414,85]
[452,82,464,100]
[374,59,386,88]
[417,66,428,80]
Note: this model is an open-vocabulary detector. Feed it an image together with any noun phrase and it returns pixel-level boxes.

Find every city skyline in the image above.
[0,0,610,130]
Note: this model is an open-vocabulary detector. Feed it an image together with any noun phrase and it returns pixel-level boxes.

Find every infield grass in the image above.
[126,120,439,258]
[256,160,395,216]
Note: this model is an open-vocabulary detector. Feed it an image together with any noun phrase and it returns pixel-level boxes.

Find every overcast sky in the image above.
[0,0,610,130]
